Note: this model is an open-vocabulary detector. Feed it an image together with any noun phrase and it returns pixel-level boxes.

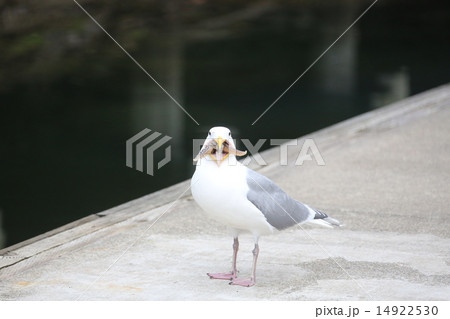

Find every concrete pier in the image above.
[1,84,449,300]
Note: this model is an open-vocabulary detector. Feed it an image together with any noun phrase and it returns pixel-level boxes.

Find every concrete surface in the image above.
[0,84,449,300]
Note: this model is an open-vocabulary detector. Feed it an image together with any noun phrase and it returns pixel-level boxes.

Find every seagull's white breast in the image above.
[191,159,274,236]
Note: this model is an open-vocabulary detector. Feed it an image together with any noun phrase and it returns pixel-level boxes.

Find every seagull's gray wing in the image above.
[246,169,313,230]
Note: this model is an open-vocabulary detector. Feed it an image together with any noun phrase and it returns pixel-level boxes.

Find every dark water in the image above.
[0,0,449,247]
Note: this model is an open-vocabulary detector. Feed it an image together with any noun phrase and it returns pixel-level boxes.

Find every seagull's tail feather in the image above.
[309,209,343,228]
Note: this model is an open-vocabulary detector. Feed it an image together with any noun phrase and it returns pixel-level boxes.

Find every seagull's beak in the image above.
[214,137,225,152]
[212,136,228,166]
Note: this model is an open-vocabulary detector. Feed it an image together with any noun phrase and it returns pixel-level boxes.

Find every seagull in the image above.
[191,126,342,287]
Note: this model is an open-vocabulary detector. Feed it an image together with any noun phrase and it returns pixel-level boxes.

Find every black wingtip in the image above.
[313,209,329,220]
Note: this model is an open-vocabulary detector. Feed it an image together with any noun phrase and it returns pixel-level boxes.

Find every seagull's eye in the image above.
[228,132,231,136]
[208,132,211,136]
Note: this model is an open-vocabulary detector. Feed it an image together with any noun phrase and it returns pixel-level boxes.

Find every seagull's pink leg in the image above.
[207,237,239,280]
[230,242,259,287]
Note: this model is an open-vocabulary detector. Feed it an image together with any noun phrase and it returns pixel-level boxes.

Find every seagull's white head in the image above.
[194,126,247,167]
